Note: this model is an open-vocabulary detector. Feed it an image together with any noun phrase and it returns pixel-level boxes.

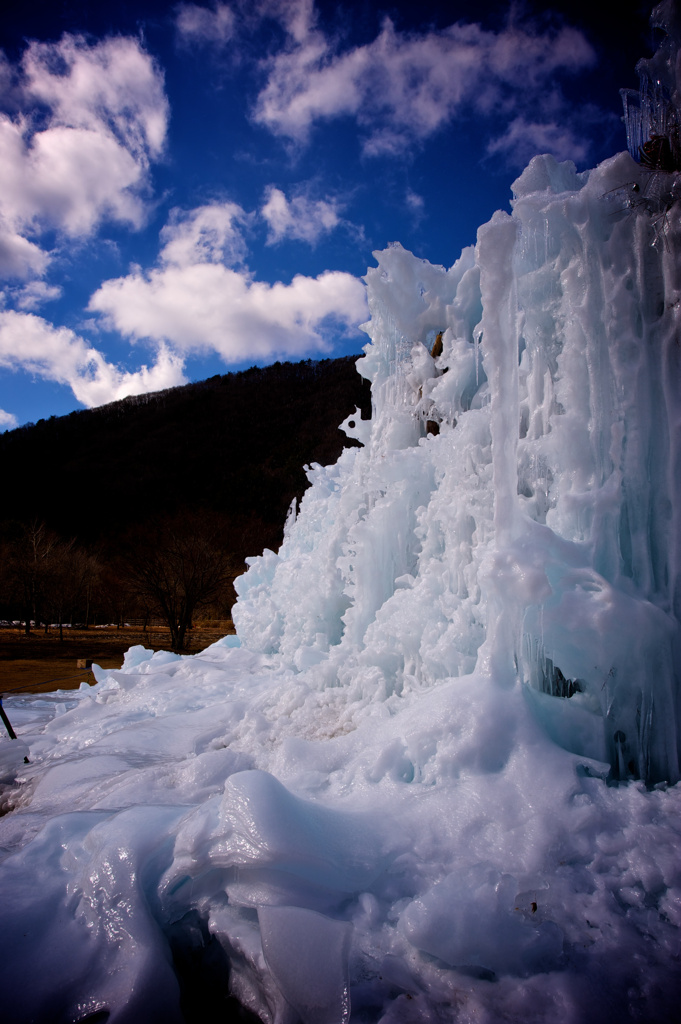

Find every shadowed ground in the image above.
[0,624,234,696]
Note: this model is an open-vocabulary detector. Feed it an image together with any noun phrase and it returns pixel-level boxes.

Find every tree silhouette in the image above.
[3,520,66,633]
[120,513,237,650]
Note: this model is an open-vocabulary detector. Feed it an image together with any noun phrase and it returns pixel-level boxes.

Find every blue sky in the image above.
[0,0,656,429]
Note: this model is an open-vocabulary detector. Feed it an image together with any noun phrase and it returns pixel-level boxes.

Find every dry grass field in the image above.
[0,623,234,696]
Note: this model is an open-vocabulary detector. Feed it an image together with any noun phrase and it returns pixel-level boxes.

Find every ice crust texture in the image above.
[2,83,681,1024]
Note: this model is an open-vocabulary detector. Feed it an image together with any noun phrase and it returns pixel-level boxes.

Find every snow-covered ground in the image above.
[2,64,681,1024]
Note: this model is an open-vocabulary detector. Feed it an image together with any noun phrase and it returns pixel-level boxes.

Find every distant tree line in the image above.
[0,519,101,638]
[0,356,371,648]
[0,514,238,649]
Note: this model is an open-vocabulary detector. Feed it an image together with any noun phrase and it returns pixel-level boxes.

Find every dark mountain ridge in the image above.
[0,355,372,560]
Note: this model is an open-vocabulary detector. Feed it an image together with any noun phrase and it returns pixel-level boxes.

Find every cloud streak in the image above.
[0,310,187,408]
[12,281,63,311]
[175,2,236,48]
[253,11,596,164]
[487,117,590,166]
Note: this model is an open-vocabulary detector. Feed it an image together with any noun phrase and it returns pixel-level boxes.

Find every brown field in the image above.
[0,623,235,696]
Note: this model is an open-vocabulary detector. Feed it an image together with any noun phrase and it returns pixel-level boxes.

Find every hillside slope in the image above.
[0,356,371,559]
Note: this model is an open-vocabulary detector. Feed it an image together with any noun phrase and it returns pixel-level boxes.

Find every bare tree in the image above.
[45,545,102,639]
[121,513,237,650]
[75,549,102,629]
[0,522,107,634]
[3,520,65,633]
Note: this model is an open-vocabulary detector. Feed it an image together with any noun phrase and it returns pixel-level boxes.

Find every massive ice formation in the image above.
[236,150,681,787]
[2,18,681,1016]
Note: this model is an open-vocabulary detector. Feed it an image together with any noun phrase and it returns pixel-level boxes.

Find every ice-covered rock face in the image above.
[235,150,681,787]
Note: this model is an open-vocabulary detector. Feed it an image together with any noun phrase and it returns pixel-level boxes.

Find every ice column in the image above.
[477,211,519,544]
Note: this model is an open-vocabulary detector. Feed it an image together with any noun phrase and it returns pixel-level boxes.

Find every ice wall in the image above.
[235,150,681,785]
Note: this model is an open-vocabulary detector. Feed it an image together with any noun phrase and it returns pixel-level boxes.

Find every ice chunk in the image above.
[163,768,387,921]
[0,807,186,1024]
[259,906,351,1024]
[400,866,564,977]
[0,736,29,783]
[218,770,383,899]
[123,644,155,669]
[340,406,372,446]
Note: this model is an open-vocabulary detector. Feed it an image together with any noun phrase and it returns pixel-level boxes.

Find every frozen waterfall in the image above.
[235,150,681,787]
[1,22,681,1021]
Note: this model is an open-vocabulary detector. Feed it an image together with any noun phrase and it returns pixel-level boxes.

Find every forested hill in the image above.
[0,355,371,560]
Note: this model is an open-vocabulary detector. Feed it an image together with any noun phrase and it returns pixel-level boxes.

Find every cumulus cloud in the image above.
[0,310,187,408]
[0,34,168,280]
[89,262,367,362]
[253,11,596,163]
[159,202,251,267]
[0,408,18,431]
[88,188,366,365]
[175,3,236,47]
[261,186,341,245]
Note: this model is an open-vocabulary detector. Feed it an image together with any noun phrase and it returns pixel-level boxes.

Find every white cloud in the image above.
[254,12,596,162]
[0,408,18,431]
[405,189,424,214]
[21,35,167,160]
[255,32,364,143]
[89,261,367,362]
[0,217,48,281]
[3,120,150,236]
[0,310,187,408]
[175,3,236,47]
[13,280,62,311]
[261,186,341,245]
[87,182,365,368]
[0,34,168,280]
[159,202,250,267]
[177,1,315,48]
[487,117,590,167]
